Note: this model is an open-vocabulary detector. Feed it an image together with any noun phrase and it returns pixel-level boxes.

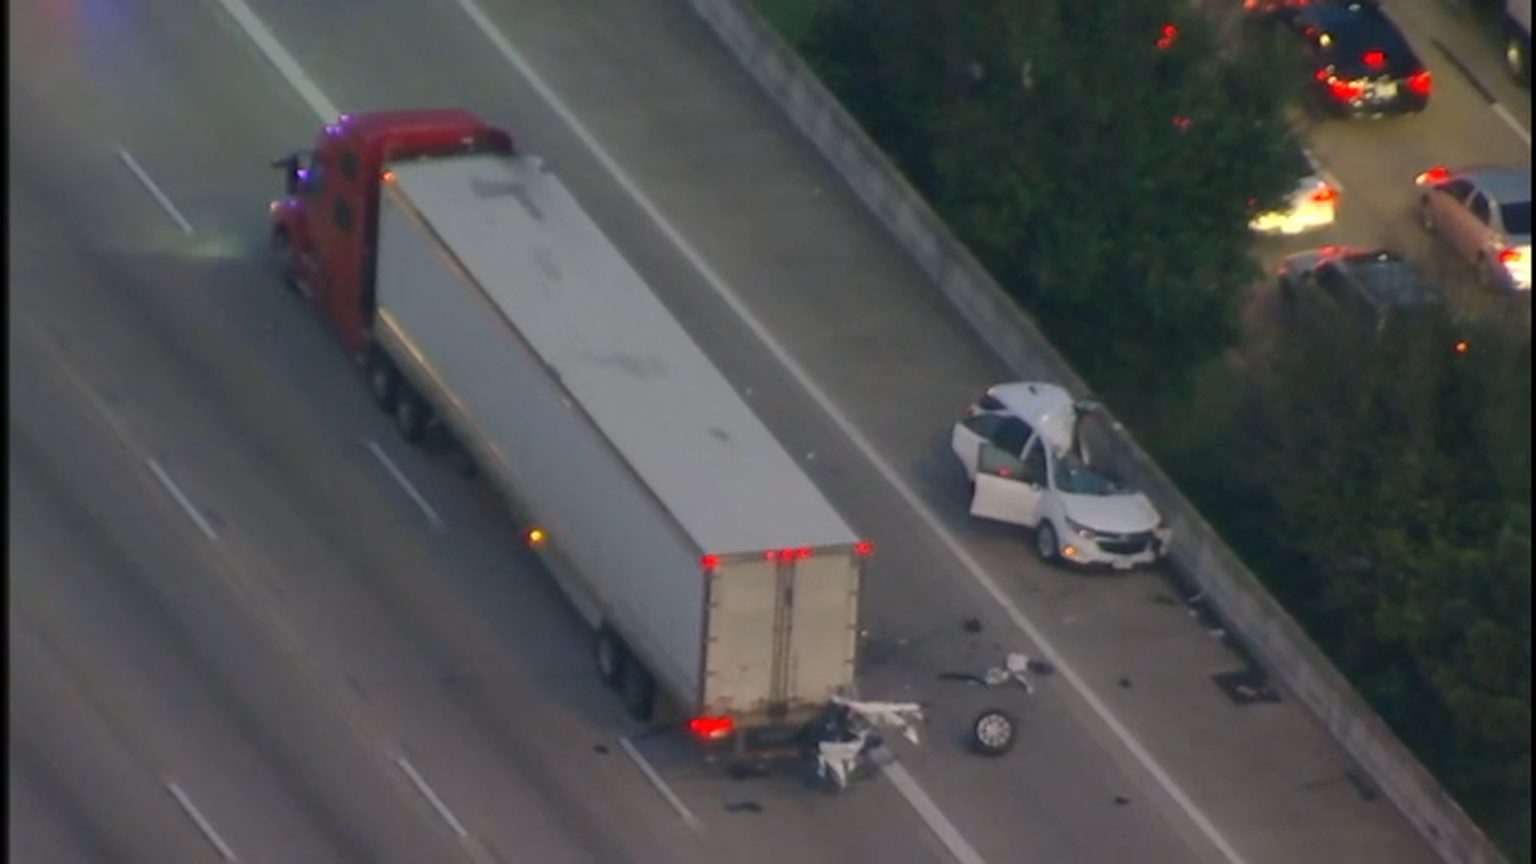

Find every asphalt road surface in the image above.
[13,0,1517,861]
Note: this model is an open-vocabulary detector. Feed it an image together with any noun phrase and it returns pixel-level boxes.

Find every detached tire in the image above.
[621,657,656,723]
[595,627,627,691]
[970,709,1017,757]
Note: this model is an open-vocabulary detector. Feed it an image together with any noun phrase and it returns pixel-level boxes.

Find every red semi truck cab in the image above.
[267,109,515,358]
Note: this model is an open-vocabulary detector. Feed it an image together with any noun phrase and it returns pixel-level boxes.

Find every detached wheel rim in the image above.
[976,713,1013,750]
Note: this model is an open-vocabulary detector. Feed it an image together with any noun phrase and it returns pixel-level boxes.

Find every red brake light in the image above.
[1362,50,1386,69]
[701,554,720,570]
[1415,165,1450,186]
[688,715,734,740]
[1406,69,1431,96]
[1498,248,1521,264]
[795,547,812,559]
[1309,184,1338,204]
[763,549,780,561]
[853,541,874,557]
[1155,24,1178,51]
[1327,77,1364,101]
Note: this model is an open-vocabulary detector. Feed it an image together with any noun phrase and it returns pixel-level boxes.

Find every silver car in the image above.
[1416,165,1532,292]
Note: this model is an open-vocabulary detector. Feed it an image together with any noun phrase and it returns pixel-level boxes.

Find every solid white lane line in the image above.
[1491,103,1532,147]
[29,320,140,451]
[165,780,239,862]
[203,0,339,121]
[146,459,220,543]
[617,737,703,833]
[450,7,1242,863]
[365,440,445,529]
[116,149,193,234]
[879,759,987,864]
[395,755,469,839]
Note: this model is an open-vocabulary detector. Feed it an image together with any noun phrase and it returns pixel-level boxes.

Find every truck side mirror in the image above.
[271,153,302,195]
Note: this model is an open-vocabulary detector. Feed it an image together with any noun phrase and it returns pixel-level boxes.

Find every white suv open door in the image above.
[970,442,1045,527]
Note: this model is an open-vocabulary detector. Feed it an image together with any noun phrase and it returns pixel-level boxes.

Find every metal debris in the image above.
[962,617,984,633]
[724,801,763,813]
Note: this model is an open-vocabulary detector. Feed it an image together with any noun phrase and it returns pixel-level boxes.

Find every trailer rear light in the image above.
[795,547,812,559]
[1309,184,1338,204]
[1415,165,1449,186]
[766,547,817,562]
[853,541,874,557]
[701,554,721,570]
[383,170,397,183]
[688,715,734,740]
[526,527,546,548]
[1406,69,1432,96]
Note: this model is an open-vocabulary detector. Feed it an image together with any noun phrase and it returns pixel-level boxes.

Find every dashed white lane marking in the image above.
[395,755,469,840]
[451,4,1242,863]
[204,0,339,121]
[146,459,220,542]
[166,780,239,861]
[116,149,193,234]
[617,736,703,833]
[365,440,445,529]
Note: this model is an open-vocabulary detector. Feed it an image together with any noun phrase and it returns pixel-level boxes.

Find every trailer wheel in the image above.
[620,657,656,722]
[394,388,431,445]
[366,351,399,413]
[595,627,627,690]
[969,708,1017,756]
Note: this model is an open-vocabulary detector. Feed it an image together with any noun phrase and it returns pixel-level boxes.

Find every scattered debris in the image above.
[1114,795,1130,806]
[724,800,764,814]
[1151,594,1180,606]
[592,744,610,754]
[1118,677,1132,689]
[726,763,769,780]
[1345,768,1381,802]
[938,671,988,685]
[814,697,925,791]
[940,652,1050,693]
[962,617,984,633]
[969,708,1018,756]
[1211,668,1281,705]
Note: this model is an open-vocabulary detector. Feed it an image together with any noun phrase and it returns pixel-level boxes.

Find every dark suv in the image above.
[1276,246,1441,329]
[1283,1,1431,117]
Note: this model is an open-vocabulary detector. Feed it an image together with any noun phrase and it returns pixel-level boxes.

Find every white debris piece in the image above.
[831,697,925,745]
[983,653,1035,694]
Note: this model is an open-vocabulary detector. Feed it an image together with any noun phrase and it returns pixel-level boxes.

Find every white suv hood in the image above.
[1059,491,1161,534]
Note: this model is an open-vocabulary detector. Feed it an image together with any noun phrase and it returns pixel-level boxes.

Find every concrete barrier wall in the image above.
[678,1,1505,861]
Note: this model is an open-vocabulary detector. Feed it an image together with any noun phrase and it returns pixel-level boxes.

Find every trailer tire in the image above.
[970,708,1017,757]
[366,351,399,413]
[595,627,627,690]
[620,657,656,722]
[394,389,431,445]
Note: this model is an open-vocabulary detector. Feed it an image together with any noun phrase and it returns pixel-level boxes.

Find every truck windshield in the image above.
[1052,449,1122,496]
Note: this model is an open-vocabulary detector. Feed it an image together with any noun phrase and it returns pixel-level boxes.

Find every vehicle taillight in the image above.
[701,554,720,570]
[853,541,874,557]
[763,547,814,562]
[1327,77,1364,101]
[1406,69,1432,96]
[1309,184,1338,204]
[688,715,734,740]
[1362,50,1386,69]
[1415,165,1450,186]
[1498,247,1525,265]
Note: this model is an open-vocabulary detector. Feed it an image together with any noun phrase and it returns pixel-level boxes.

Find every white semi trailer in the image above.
[365,143,869,758]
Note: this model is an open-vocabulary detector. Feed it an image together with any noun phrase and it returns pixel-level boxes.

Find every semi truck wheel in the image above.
[366,351,399,412]
[621,657,656,722]
[395,389,431,444]
[969,708,1017,756]
[595,627,627,690]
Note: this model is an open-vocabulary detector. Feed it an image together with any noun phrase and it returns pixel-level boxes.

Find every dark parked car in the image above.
[1281,1,1432,117]
[1277,246,1441,329]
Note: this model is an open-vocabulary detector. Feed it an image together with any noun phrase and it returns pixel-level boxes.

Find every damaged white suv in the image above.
[950,382,1170,570]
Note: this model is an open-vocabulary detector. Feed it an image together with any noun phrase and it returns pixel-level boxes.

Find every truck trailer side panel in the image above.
[374,182,706,708]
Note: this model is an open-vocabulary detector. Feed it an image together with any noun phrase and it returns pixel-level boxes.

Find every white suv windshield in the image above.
[1053,449,1122,496]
